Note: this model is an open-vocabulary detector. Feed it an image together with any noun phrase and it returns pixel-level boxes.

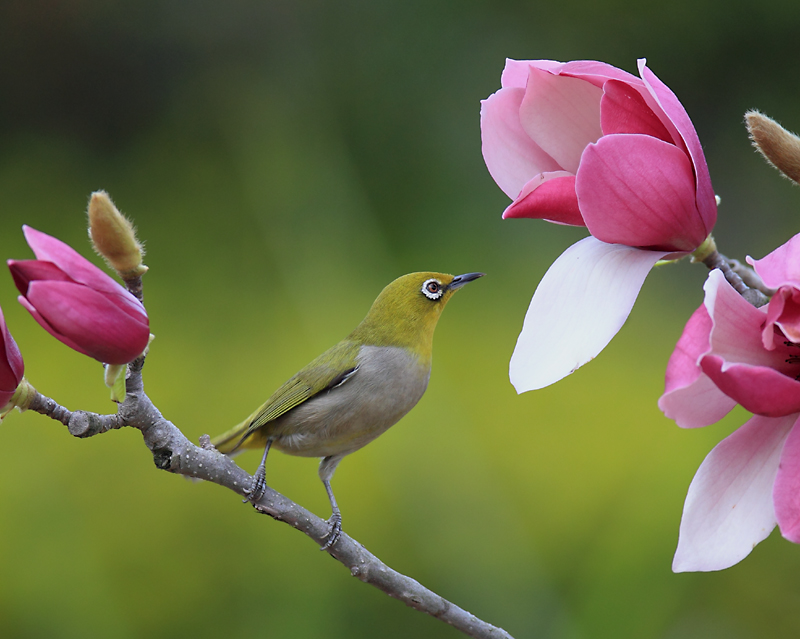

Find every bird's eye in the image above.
[421,279,443,300]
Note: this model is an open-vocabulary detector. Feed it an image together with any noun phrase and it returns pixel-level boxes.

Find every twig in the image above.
[27,363,514,639]
[701,250,769,307]
[18,212,514,638]
[727,258,777,297]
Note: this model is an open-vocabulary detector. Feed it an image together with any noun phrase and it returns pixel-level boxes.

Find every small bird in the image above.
[212,271,483,548]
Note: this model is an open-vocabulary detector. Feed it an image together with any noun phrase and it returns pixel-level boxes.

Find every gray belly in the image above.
[269,345,430,458]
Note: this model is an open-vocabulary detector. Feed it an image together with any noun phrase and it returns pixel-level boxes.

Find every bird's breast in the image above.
[270,345,431,458]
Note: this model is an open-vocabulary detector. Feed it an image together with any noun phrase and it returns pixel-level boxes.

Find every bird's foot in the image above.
[319,511,342,551]
[242,464,267,504]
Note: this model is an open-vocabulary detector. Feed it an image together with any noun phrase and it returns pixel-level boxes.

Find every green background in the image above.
[1,1,799,637]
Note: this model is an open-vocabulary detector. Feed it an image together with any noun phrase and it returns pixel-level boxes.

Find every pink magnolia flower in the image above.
[0,304,24,406]
[659,233,800,571]
[481,58,717,391]
[8,226,149,365]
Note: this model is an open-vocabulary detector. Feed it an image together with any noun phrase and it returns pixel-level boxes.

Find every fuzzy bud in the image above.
[88,191,148,277]
[745,110,800,185]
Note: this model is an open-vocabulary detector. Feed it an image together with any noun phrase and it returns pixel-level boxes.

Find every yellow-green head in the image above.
[348,271,484,360]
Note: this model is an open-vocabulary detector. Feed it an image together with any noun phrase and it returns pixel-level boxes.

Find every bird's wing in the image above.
[237,340,362,444]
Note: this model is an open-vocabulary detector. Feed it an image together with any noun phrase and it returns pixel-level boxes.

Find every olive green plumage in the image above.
[211,271,483,548]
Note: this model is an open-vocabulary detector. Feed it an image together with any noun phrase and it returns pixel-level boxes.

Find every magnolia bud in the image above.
[88,191,148,277]
[745,110,800,185]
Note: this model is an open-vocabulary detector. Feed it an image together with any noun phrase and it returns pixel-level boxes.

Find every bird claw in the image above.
[319,512,342,551]
[242,465,267,504]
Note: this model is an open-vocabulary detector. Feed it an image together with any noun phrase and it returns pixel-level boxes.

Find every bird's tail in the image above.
[210,418,252,455]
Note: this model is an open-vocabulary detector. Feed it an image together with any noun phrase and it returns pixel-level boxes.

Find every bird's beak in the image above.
[448,272,485,291]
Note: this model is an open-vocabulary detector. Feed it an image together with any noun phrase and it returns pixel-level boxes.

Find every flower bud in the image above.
[745,110,800,185]
[0,304,24,410]
[8,226,150,365]
[481,58,716,252]
[88,191,148,278]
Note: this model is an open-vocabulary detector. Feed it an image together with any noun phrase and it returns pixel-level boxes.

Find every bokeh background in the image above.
[1,1,799,637]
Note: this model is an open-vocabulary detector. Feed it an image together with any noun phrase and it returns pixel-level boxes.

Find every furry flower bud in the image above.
[88,191,147,277]
[746,110,800,185]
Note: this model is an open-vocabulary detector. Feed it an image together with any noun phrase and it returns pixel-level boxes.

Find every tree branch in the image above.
[701,250,770,307]
[27,363,514,639]
[17,214,514,638]
[727,258,777,298]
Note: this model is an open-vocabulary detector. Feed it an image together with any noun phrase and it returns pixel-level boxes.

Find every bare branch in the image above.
[701,250,769,307]
[27,392,73,426]
[28,364,514,639]
[19,201,514,638]
[122,273,144,303]
[727,258,777,297]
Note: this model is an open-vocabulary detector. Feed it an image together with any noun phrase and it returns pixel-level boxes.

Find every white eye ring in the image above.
[421,278,444,300]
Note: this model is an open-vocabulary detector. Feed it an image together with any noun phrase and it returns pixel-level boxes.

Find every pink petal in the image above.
[660,373,738,429]
[26,281,150,364]
[704,270,783,369]
[699,270,800,413]
[599,80,672,142]
[98,285,148,325]
[775,418,800,542]
[22,226,127,297]
[21,227,147,322]
[658,305,737,428]
[7,259,73,294]
[9,257,147,331]
[558,60,644,87]
[576,134,707,251]
[17,294,92,358]
[480,87,561,199]
[664,305,712,391]
[501,173,584,226]
[749,232,800,289]
[502,59,643,91]
[518,66,603,174]
[501,59,564,88]
[672,413,795,572]
[762,286,800,347]
[701,355,800,417]
[0,304,24,396]
[509,237,667,391]
[637,61,717,235]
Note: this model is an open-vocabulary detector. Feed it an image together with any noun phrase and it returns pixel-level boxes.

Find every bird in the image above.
[211,271,484,549]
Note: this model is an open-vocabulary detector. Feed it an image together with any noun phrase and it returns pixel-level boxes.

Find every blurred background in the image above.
[1,1,799,637]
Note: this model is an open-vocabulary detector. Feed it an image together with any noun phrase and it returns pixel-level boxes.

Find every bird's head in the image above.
[349,271,484,358]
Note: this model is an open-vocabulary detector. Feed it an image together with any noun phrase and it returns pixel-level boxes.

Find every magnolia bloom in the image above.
[8,226,150,365]
[0,304,24,407]
[659,234,800,571]
[481,58,717,391]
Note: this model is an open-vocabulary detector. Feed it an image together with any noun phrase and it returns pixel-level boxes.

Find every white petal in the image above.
[672,413,796,573]
[509,237,667,391]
